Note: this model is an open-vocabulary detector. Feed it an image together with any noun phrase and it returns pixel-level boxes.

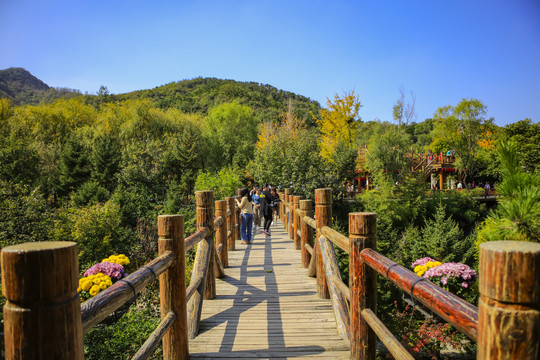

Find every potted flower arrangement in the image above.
[78,254,130,301]
[412,257,477,300]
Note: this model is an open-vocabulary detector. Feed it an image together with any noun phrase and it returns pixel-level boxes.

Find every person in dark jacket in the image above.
[259,184,279,236]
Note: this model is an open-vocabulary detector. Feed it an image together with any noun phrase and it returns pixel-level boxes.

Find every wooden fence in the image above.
[279,187,540,360]
[1,191,241,360]
[2,187,539,359]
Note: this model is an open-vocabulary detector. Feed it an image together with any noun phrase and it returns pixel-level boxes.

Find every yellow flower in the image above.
[82,280,93,291]
[433,261,442,267]
[414,265,422,273]
[77,286,82,292]
[105,279,113,286]
[416,270,425,277]
[92,277,101,285]
[426,261,435,268]
[89,285,100,296]
[99,282,108,290]
[420,265,428,272]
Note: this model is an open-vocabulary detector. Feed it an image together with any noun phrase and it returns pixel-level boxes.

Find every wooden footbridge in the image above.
[189,223,349,359]
[2,189,539,360]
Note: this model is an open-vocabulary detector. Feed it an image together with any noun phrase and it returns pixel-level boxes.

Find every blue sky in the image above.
[2,0,539,126]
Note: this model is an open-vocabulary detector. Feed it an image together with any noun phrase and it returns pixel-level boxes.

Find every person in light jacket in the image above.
[236,188,254,244]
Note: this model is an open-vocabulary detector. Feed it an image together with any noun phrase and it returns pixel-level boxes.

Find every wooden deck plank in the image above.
[188,221,350,359]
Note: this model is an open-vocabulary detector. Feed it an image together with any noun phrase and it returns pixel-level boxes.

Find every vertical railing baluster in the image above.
[315,188,332,299]
[158,215,188,360]
[349,212,377,360]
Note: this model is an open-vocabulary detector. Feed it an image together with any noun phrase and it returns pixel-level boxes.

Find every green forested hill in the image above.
[0,68,322,124]
[111,77,321,125]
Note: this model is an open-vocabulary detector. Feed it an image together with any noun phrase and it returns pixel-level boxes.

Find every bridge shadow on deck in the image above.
[193,224,330,359]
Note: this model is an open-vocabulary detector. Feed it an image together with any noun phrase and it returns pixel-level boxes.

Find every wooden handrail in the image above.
[361,309,413,360]
[132,311,177,360]
[185,227,209,252]
[360,248,478,340]
[318,235,350,340]
[2,189,234,360]
[185,273,204,303]
[320,225,349,253]
[81,251,176,333]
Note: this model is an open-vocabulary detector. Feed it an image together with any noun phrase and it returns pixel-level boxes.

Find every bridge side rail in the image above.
[283,187,540,360]
[1,190,240,360]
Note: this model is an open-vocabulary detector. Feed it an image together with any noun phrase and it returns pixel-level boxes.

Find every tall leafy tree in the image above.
[91,132,120,191]
[316,91,363,161]
[503,119,540,173]
[57,133,91,196]
[203,101,258,169]
[430,98,495,184]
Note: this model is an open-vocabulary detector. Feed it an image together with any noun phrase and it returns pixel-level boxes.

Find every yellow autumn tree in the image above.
[315,91,362,161]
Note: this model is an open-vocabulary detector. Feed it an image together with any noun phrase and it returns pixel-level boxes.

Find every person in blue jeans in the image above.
[235,188,254,244]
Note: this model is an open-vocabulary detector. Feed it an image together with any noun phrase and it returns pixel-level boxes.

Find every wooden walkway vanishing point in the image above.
[188,220,350,359]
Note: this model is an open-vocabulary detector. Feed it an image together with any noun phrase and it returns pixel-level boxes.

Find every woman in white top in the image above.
[236,188,254,244]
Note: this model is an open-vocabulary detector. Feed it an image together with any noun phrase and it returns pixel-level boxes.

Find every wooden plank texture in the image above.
[188,220,350,359]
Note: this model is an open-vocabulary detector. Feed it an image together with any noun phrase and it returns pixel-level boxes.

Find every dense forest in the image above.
[0,68,539,359]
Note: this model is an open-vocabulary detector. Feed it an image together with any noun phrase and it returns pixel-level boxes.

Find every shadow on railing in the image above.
[278,187,540,360]
[1,190,241,360]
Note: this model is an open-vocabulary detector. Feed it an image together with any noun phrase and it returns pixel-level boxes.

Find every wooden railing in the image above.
[0,190,241,360]
[279,187,540,360]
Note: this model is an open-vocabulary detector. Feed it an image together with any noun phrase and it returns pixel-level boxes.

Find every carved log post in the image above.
[349,212,377,360]
[293,195,302,250]
[278,190,284,225]
[478,241,540,360]
[158,215,188,360]
[1,242,84,359]
[284,188,292,232]
[226,197,235,251]
[300,199,313,268]
[315,188,332,299]
[215,200,228,268]
[188,191,214,338]
[235,201,241,243]
[288,194,295,241]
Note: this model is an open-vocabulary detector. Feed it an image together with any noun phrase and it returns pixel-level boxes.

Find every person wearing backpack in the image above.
[259,184,279,236]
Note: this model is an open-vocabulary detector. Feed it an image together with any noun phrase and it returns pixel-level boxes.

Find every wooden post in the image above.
[235,202,241,243]
[315,188,332,299]
[158,215,188,360]
[201,193,215,300]
[215,200,228,268]
[293,195,302,250]
[478,241,540,360]
[300,199,313,268]
[288,194,295,241]
[226,197,235,251]
[284,188,292,232]
[188,191,214,338]
[1,242,84,359]
[349,212,377,360]
[278,191,285,225]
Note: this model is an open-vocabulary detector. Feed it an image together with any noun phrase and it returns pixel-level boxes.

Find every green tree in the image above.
[503,119,540,173]
[57,133,91,196]
[430,98,495,184]
[203,102,258,169]
[0,181,55,248]
[194,167,243,200]
[477,140,540,244]
[91,132,120,191]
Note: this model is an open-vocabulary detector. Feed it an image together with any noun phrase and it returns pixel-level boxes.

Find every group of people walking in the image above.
[235,184,281,244]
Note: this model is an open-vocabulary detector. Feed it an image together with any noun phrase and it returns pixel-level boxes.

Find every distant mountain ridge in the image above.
[0,67,321,124]
[0,67,81,105]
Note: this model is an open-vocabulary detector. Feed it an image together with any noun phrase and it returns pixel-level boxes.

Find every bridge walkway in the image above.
[188,220,350,359]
